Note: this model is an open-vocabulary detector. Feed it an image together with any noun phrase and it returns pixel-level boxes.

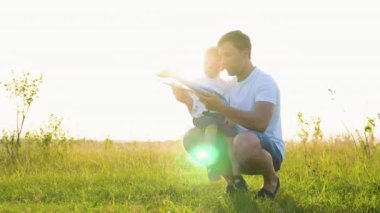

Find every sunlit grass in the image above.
[0,139,379,212]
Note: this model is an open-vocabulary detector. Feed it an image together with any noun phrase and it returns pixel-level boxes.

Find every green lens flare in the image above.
[196,149,209,160]
[190,144,219,167]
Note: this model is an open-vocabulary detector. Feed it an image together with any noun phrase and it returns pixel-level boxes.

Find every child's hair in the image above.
[205,46,220,59]
[204,46,223,78]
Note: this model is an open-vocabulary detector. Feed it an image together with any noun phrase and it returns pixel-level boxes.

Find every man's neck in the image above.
[237,62,255,82]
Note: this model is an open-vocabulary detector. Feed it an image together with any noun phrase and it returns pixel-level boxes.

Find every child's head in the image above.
[204,46,223,78]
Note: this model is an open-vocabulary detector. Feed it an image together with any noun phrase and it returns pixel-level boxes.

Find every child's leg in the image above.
[227,136,240,177]
[204,124,221,181]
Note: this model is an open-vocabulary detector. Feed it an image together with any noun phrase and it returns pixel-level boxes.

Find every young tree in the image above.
[0,72,43,163]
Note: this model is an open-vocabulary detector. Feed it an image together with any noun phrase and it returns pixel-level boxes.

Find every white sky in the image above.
[1,0,379,141]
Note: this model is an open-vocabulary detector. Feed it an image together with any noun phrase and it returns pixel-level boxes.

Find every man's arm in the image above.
[219,101,274,132]
[197,92,274,132]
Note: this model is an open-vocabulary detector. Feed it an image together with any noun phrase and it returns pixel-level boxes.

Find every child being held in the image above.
[159,47,237,181]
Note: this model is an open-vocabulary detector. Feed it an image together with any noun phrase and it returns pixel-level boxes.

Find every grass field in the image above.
[0,139,379,212]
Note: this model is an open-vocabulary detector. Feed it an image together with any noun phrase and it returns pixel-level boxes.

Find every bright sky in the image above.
[1,0,379,141]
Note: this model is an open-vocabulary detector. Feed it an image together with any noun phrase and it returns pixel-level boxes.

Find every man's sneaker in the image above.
[225,175,248,194]
[256,177,280,199]
[207,168,221,182]
[225,183,236,194]
[233,175,248,191]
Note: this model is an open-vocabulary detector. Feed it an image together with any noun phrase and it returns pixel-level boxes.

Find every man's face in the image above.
[218,42,247,76]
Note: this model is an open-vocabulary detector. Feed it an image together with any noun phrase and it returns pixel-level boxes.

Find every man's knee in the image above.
[182,127,203,152]
[232,132,261,161]
[233,132,261,150]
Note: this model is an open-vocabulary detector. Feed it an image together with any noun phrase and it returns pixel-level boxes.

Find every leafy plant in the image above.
[312,117,323,143]
[0,72,43,163]
[355,117,376,157]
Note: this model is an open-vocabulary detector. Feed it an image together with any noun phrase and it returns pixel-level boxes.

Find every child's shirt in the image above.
[190,76,236,118]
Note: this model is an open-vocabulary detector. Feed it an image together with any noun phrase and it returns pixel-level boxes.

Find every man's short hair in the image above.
[217,30,252,59]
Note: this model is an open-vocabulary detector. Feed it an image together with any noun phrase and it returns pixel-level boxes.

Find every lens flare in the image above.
[196,149,209,159]
[190,144,219,167]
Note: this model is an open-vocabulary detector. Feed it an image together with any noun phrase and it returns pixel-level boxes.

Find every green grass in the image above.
[0,140,379,212]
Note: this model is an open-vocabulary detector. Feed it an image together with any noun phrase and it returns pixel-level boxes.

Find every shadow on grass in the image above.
[214,189,304,212]
[228,192,261,212]
[272,190,304,212]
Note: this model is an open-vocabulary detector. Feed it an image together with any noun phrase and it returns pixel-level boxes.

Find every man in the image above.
[173,31,284,199]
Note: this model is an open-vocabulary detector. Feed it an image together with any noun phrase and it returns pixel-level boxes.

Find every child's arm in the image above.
[156,70,178,78]
[170,85,193,113]
[204,124,218,144]
[157,71,212,95]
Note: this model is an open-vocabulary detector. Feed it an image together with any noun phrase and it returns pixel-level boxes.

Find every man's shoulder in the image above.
[255,69,278,87]
[255,68,273,80]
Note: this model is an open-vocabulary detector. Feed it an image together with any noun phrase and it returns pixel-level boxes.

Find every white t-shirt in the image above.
[190,76,234,118]
[226,67,285,159]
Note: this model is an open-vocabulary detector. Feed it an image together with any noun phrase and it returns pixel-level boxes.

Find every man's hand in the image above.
[197,92,225,112]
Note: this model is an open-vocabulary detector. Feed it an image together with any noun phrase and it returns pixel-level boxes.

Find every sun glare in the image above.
[189,144,219,167]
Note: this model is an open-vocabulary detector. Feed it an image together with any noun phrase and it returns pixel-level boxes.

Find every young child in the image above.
[191,48,247,191]
[159,47,237,181]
